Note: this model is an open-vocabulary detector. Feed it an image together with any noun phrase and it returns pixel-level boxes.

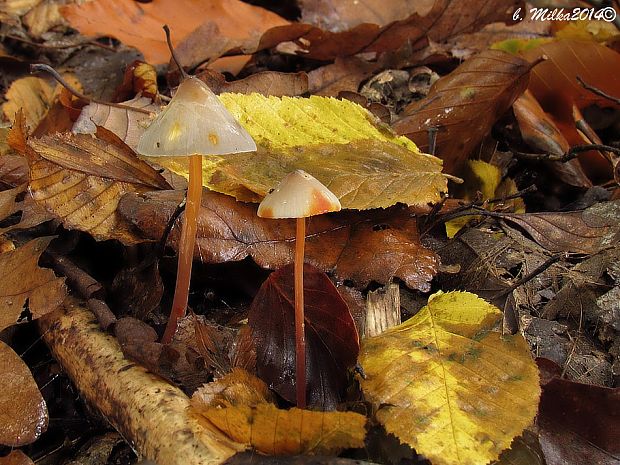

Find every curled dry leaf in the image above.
[359,291,540,465]
[2,77,53,131]
[9,113,170,244]
[72,96,159,152]
[249,264,359,409]
[190,368,367,455]
[0,341,48,447]
[61,0,288,65]
[522,39,620,178]
[119,190,440,291]
[0,237,66,332]
[393,49,531,174]
[308,57,379,96]
[113,61,158,101]
[501,200,620,254]
[257,0,521,61]
[513,89,591,188]
[197,70,309,97]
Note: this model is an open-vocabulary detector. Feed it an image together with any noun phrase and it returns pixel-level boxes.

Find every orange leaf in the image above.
[60,0,288,65]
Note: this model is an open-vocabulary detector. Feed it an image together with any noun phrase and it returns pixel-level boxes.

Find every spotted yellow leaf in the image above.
[359,291,540,465]
[153,94,448,210]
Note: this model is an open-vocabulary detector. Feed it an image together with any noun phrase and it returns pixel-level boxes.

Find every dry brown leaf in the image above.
[0,340,48,447]
[0,0,39,20]
[197,69,308,97]
[61,0,288,65]
[190,368,367,455]
[0,237,66,332]
[308,57,379,96]
[393,49,530,174]
[300,0,433,31]
[502,200,620,254]
[113,61,158,101]
[119,190,439,291]
[513,90,591,188]
[0,450,35,465]
[522,39,620,179]
[258,0,521,61]
[0,153,28,188]
[22,0,66,38]
[10,113,170,243]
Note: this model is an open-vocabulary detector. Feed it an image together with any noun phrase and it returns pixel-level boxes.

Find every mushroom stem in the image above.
[295,217,307,408]
[162,154,203,344]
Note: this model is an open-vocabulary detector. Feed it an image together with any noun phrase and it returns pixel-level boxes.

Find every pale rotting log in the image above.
[39,298,242,465]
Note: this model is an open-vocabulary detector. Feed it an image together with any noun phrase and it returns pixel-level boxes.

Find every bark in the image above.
[39,298,242,465]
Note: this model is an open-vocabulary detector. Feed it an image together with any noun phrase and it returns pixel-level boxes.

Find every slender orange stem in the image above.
[162,154,203,344]
[295,217,306,408]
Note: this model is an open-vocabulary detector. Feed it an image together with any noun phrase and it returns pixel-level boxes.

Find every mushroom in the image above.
[257,169,341,408]
[137,27,256,344]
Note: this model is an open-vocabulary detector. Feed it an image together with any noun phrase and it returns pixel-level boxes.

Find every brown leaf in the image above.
[109,258,163,319]
[523,40,620,117]
[190,368,367,455]
[0,237,66,332]
[119,190,439,291]
[522,40,620,180]
[0,183,25,223]
[257,0,521,61]
[300,0,433,31]
[502,200,620,254]
[0,154,28,188]
[197,69,308,97]
[249,264,359,409]
[22,1,66,38]
[513,90,591,188]
[0,450,35,465]
[12,114,170,244]
[113,61,158,101]
[2,77,54,131]
[0,341,48,446]
[60,0,289,65]
[537,358,620,461]
[308,57,379,96]
[393,49,531,174]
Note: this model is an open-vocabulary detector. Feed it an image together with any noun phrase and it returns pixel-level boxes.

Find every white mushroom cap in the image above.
[257,170,341,219]
[137,76,256,157]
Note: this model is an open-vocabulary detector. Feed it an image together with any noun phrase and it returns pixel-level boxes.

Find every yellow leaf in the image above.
[190,368,367,455]
[445,161,523,238]
[359,291,540,465]
[154,94,447,209]
[554,20,620,43]
[2,74,82,131]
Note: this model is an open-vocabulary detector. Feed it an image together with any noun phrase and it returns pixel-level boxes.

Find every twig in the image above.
[513,144,620,163]
[427,127,438,155]
[576,75,620,105]
[493,254,563,299]
[158,197,187,259]
[164,25,188,79]
[4,33,117,51]
[30,63,152,115]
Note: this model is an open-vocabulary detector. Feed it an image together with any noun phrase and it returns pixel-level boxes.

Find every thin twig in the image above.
[493,254,563,299]
[427,127,438,155]
[513,144,620,163]
[157,197,187,259]
[576,75,620,105]
[30,63,152,115]
[4,33,117,51]
[163,25,188,79]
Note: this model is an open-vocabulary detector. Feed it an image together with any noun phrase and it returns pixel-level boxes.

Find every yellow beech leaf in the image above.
[153,94,447,209]
[359,291,540,465]
[190,368,367,455]
[446,161,523,238]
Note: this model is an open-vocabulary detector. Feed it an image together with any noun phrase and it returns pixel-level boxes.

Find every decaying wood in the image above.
[364,283,401,337]
[39,298,242,465]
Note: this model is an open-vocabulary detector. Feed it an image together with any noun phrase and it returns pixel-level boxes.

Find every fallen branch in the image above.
[39,298,242,465]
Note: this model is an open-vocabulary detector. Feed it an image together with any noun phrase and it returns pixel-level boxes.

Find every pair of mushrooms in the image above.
[137,70,340,408]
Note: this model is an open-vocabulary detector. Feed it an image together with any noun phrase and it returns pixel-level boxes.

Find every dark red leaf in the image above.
[248,263,359,410]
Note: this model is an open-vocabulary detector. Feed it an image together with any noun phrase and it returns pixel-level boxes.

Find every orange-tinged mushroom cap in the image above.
[137,76,256,157]
[257,170,341,219]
